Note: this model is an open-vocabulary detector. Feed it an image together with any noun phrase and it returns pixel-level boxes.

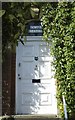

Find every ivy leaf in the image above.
[0,10,5,17]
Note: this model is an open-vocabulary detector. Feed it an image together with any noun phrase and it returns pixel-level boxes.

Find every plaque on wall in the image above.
[27,21,43,36]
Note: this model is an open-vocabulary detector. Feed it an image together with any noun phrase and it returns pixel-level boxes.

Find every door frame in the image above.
[15,36,57,115]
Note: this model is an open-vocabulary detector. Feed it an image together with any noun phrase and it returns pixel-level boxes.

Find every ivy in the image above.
[42,2,75,118]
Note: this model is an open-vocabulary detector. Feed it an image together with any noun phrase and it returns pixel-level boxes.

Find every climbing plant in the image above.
[41,2,75,118]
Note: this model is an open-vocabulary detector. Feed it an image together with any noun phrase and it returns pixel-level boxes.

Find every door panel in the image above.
[22,93,36,106]
[39,61,51,78]
[39,45,50,56]
[21,61,34,79]
[22,45,34,57]
[39,93,52,105]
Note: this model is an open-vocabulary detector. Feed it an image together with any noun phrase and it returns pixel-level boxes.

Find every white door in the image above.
[16,39,57,115]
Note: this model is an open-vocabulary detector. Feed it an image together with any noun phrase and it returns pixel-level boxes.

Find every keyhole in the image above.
[35,65,38,70]
[36,65,37,67]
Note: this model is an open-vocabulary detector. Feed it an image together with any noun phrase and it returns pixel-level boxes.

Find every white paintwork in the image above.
[16,36,57,115]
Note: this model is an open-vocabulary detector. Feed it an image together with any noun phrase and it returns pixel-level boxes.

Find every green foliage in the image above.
[2,2,31,54]
[2,116,14,120]
[0,10,5,17]
[2,2,44,58]
[41,2,75,118]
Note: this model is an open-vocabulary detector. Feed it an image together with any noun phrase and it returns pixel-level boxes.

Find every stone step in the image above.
[14,117,74,120]
[13,115,63,120]
[15,118,62,120]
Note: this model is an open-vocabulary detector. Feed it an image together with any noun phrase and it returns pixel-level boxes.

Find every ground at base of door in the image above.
[1,115,63,120]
